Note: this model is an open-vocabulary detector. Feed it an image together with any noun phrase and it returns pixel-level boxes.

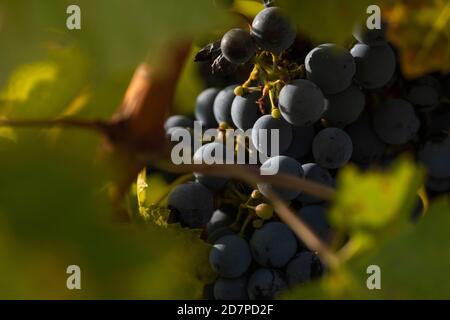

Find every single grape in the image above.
[372,99,420,145]
[221,28,257,65]
[209,235,252,278]
[167,182,214,228]
[193,142,234,190]
[252,115,293,156]
[255,203,274,220]
[278,79,326,127]
[250,222,298,268]
[285,251,322,286]
[416,75,444,96]
[350,43,396,89]
[323,85,365,127]
[283,126,316,159]
[305,43,356,95]
[418,134,450,179]
[250,7,296,54]
[346,118,385,164]
[164,115,194,132]
[206,209,235,235]
[407,84,440,112]
[353,21,388,46]
[231,91,264,130]
[312,128,353,169]
[258,155,304,201]
[214,276,249,300]
[247,268,287,300]
[213,85,238,125]
[195,88,220,128]
[283,125,316,159]
[297,205,331,242]
[297,163,334,204]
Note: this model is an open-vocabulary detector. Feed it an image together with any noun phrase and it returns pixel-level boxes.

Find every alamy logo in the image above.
[66,5,81,30]
[66,265,81,290]
[366,5,381,30]
[366,265,381,290]
[170,121,281,175]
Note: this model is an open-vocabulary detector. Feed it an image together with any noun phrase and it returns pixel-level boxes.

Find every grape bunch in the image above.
[162,1,450,300]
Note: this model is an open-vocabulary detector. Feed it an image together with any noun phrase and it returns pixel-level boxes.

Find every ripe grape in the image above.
[297,163,334,204]
[418,134,450,179]
[285,251,322,286]
[247,268,287,300]
[250,7,296,54]
[250,222,298,268]
[221,28,256,65]
[353,22,388,46]
[346,118,386,164]
[167,182,214,228]
[195,88,220,128]
[213,85,237,125]
[278,79,326,126]
[312,128,353,169]
[214,276,249,300]
[297,205,331,242]
[258,155,304,200]
[323,85,365,127]
[351,43,396,89]
[209,235,252,278]
[251,115,293,156]
[305,43,356,94]
[407,84,440,112]
[164,115,194,132]
[283,125,316,159]
[231,91,264,130]
[372,99,420,145]
[193,142,234,190]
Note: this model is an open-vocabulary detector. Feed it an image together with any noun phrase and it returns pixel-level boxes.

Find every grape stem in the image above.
[239,213,254,236]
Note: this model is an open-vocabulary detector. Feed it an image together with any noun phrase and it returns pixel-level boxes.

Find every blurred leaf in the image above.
[330,158,424,237]
[174,45,204,115]
[279,0,372,45]
[0,129,213,299]
[383,0,450,77]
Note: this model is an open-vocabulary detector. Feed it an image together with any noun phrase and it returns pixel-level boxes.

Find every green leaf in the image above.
[330,158,424,237]
[279,0,372,45]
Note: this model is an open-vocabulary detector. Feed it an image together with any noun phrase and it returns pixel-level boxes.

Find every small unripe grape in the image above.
[255,203,274,220]
[271,108,282,119]
[251,189,263,200]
